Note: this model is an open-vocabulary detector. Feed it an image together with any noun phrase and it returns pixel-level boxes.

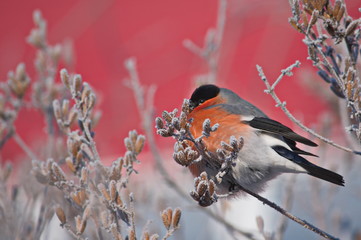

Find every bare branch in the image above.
[257,62,361,155]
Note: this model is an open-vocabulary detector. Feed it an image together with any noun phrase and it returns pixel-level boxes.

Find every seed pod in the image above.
[60,69,70,89]
[194,176,201,189]
[80,143,93,160]
[336,5,345,22]
[197,180,208,197]
[98,183,111,201]
[109,164,121,181]
[345,20,360,37]
[83,204,91,220]
[182,99,190,114]
[100,211,110,228]
[174,141,184,152]
[190,191,200,201]
[118,158,124,172]
[75,151,83,166]
[172,208,182,228]
[202,119,211,132]
[55,205,66,225]
[128,229,136,240]
[71,192,83,206]
[155,117,164,129]
[116,195,123,206]
[221,141,234,152]
[50,44,62,64]
[289,18,303,33]
[161,209,171,230]
[179,112,187,129]
[238,136,244,150]
[124,137,134,152]
[166,208,173,227]
[217,149,226,159]
[211,123,219,132]
[53,100,62,120]
[65,157,76,173]
[301,11,309,28]
[173,151,186,166]
[52,163,66,181]
[78,189,87,204]
[162,111,172,123]
[200,172,208,181]
[229,136,239,152]
[333,0,341,18]
[81,83,91,101]
[186,149,199,162]
[143,231,150,240]
[346,81,353,99]
[72,74,83,94]
[326,2,333,16]
[110,224,122,240]
[171,108,178,117]
[135,135,145,154]
[60,101,69,120]
[171,117,180,131]
[75,215,87,235]
[308,46,318,63]
[208,180,215,196]
[109,180,117,202]
[86,93,96,111]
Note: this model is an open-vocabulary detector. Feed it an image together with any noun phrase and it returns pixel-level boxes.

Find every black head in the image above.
[189,84,220,110]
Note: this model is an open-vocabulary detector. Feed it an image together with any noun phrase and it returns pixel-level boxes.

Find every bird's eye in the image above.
[199,99,205,104]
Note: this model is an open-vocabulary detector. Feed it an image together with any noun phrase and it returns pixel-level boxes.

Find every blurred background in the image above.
[4,0,358,159]
[1,0,361,239]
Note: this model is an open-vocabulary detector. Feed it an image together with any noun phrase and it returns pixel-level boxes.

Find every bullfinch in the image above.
[187,84,344,194]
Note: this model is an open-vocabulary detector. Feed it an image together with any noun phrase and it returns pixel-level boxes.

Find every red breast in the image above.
[187,94,251,176]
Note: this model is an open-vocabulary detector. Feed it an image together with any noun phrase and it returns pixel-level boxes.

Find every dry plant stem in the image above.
[129,193,137,239]
[13,132,38,160]
[338,99,361,151]
[124,59,255,240]
[0,126,14,149]
[64,223,86,240]
[72,95,101,162]
[256,62,360,155]
[183,0,227,84]
[83,122,101,162]
[236,184,338,240]
[162,228,177,240]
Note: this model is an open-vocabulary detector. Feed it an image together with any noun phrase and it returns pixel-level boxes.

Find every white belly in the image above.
[230,131,306,193]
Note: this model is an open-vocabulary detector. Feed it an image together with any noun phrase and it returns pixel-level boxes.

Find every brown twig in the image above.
[256,61,361,155]
[13,132,38,160]
[183,0,227,85]
[236,183,339,240]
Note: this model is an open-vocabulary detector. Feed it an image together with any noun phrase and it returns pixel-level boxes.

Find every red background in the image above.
[1,0,359,161]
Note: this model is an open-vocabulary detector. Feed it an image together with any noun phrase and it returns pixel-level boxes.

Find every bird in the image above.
[187,84,344,194]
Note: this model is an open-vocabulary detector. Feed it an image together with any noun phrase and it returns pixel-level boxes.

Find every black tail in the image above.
[272,146,345,186]
[300,160,344,186]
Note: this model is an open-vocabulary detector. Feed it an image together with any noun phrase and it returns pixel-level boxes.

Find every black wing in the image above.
[243,117,317,147]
